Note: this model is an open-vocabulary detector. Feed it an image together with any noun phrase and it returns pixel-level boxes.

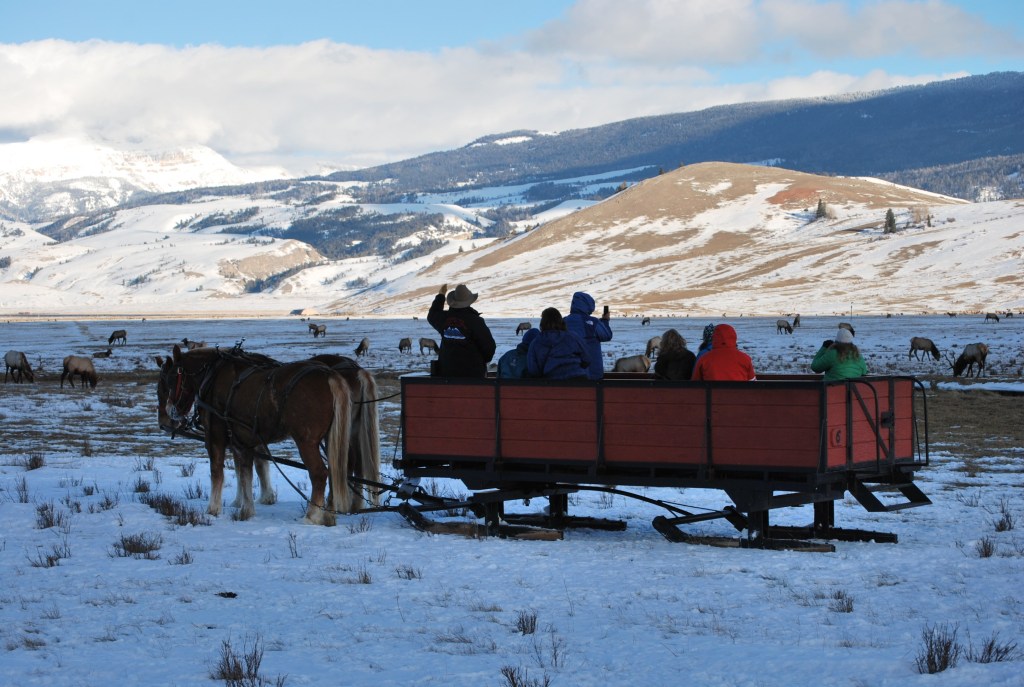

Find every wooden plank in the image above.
[501,439,597,461]
[404,417,495,441]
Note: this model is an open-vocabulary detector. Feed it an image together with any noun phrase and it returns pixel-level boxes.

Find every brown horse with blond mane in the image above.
[157,345,354,525]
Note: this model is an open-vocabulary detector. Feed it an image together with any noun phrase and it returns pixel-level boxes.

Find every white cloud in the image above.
[763,0,1024,59]
[0,1,1018,171]
[526,0,764,65]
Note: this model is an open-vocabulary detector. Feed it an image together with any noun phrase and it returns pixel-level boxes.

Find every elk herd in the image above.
[2,313,1013,390]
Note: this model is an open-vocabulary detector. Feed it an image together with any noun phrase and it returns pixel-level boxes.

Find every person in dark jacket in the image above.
[691,323,756,381]
[497,327,539,378]
[563,291,612,380]
[653,329,696,380]
[427,283,496,378]
[527,308,589,380]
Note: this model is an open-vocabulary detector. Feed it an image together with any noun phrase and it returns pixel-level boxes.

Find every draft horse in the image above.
[157,345,354,525]
[309,354,383,510]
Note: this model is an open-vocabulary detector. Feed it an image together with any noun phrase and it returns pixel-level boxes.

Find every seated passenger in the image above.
[691,324,756,381]
[653,328,696,380]
[811,327,868,381]
[694,323,715,363]
[527,307,589,380]
[497,328,540,378]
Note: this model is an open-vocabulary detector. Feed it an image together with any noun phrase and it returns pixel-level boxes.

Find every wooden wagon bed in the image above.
[397,373,931,549]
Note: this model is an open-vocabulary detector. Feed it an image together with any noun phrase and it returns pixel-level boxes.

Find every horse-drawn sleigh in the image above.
[158,345,931,551]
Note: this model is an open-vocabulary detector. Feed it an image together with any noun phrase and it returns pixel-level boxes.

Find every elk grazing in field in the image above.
[61,355,98,389]
[984,313,1000,323]
[108,329,127,346]
[641,317,651,326]
[354,337,370,357]
[419,337,439,355]
[946,343,989,378]
[908,337,940,361]
[776,319,793,334]
[792,314,801,327]
[309,323,327,337]
[515,322,532,335]
[4,350,34,383]
[398,337,412,353]
[645,336,662,358]
[612,354,651,373]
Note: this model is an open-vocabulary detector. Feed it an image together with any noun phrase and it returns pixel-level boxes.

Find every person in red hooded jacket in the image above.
[690,323,756,381]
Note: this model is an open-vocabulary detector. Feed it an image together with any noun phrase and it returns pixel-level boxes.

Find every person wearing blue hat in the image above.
[695,323,716,364]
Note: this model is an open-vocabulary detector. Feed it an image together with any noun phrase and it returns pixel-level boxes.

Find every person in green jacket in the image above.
[811,327,868,380]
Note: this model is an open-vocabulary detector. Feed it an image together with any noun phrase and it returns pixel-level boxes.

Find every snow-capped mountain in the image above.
[0,137,292,222]
[1,162,1021,318]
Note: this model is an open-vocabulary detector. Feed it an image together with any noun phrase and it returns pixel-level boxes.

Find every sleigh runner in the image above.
[397,373,931,550]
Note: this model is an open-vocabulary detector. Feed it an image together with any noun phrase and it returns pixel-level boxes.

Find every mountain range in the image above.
[0,73,1022,318]
[2,160,1021,318]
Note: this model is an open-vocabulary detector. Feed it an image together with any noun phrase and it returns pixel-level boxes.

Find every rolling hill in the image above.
[2,162,1021,318]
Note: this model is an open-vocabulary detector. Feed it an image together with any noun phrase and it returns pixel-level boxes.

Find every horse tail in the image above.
[355,368,382,505]
[326,374,353,513]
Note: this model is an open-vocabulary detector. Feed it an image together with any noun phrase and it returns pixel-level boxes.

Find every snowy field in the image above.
[1,314,1022,686]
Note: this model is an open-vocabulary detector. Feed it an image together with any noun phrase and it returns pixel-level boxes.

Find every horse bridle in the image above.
[164,363,200,426]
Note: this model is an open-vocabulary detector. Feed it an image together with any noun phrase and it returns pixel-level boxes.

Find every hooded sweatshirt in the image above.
[690,324,756,381]
[563,292,612,380]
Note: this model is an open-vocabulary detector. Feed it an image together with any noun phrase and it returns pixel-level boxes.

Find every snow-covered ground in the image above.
[1,315,1021,686]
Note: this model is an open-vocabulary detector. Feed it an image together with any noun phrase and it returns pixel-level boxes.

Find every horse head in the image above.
[157,344,206,431]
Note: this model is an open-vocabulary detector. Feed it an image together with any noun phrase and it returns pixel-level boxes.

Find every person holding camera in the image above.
[811,327,867,381]
[563,291,613,380]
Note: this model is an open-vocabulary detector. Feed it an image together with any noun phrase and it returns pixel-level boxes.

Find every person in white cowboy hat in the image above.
[811,326,868,381]
[427,283,496,378]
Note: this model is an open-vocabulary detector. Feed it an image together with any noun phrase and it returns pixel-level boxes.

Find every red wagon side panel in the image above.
[603,386,706,464]
[500,385,597,461]
[710,386,822,469]
[403,383,495,458]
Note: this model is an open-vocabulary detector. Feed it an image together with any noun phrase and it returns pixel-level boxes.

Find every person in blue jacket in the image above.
[497,327,540,378]
[527,308,589,380]
[563,291,612,380]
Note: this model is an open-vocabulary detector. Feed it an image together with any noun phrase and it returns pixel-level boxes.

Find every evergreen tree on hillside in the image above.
[884,208,897,233]
[816,198,828,219]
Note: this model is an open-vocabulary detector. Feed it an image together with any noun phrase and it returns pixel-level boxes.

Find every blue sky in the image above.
[1,0,1022,172]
